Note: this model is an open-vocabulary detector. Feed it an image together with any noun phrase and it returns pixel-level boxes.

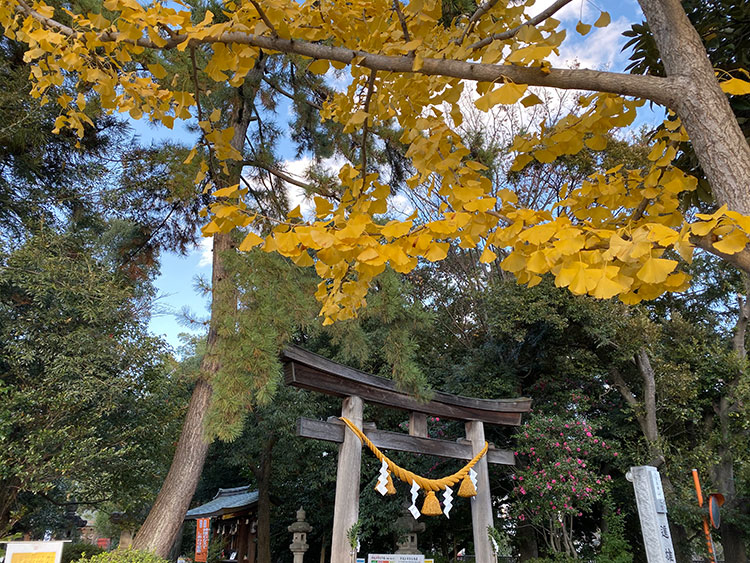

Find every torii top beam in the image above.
[282,345,531,426]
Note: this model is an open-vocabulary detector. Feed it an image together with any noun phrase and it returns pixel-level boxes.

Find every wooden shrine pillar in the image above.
[466,420,494,563]
[331,395,364,563]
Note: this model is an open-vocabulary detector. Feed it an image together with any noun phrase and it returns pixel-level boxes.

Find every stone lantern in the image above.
[288,507,313,563]
[395,509,425,555]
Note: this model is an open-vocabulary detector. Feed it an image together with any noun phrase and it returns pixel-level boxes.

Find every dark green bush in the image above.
[75,549,168,563]
[61,542,106,563]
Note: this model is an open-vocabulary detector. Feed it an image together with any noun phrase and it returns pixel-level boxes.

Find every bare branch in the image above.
[392,0,410,42]
[261,75,322,110]
[248,0,278,37]
[691,234,750,276]
[360,70,377,174]
[610,368,639,409]
[456,0,502,46]
[468,0,575,50]
[16,3,679,107]
[243,159,315,190]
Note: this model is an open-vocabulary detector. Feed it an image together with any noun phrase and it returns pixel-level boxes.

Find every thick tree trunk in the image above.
[709,290,749,563]
[0,479,20,538]
[133,61,264,556]
[254,434,277,563]
[612,352,691,563]
[638,0,750,215]
[516,524,538,561]
[133,230,235,556]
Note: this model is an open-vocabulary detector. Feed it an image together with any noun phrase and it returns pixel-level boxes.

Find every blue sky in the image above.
[145,0,654,349]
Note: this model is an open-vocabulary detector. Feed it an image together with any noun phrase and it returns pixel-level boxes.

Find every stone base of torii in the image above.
[282,346,532,563]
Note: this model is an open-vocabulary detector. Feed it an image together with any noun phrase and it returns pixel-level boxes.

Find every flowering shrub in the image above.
[511,412,619,556]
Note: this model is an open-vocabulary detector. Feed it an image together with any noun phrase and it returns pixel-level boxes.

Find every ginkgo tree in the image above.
[4,0,750,555]
[4,0,750,322]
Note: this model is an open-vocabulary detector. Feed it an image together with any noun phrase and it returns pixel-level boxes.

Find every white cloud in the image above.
[550,16,633,72]
[528,0,594,23]
[197,236,213,267]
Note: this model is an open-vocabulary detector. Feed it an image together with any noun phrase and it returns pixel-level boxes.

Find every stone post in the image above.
[288,507,313,563]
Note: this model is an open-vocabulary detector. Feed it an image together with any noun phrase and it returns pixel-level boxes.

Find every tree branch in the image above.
[243,159,315,190]
[456,0,502,46]
[392,0,410,42]
[468,0,575,50]
[360,70,377,174]
[691,234,750,276]
[261,75,322,110]
[248,0,278,37]
[15,2,679,107]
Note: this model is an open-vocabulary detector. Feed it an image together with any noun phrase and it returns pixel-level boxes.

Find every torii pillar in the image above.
[331,395,363,563]
[467,420,493,562]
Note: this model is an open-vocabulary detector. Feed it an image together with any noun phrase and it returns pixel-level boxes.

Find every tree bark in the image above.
[638,0,750,215]
[254,434,277,563]
[516,523,538,561]
[710,288,750,563]
[612,352,691,563]
[133,62,264,556]
[132,231,234,556]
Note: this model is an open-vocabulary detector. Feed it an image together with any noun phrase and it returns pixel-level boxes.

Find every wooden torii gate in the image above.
[282,346,532,563]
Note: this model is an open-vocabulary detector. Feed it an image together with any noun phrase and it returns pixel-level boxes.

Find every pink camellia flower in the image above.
[551,479,556,484]
[586,431,592,437]
[519,476,524,481]
[519,487,526,495]
[614,452,619,456]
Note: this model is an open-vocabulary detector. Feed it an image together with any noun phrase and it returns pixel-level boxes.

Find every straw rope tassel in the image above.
[457,474,477,497]
[386,471,396,495]
[338,417,488,492]
[421,490,443,516]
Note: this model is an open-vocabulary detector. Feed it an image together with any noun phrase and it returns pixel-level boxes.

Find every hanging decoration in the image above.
[442,487,454,518]
[339,417,488,518]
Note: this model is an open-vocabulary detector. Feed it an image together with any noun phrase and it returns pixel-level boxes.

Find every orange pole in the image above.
[692,469,716,563]
[692,469,704,507]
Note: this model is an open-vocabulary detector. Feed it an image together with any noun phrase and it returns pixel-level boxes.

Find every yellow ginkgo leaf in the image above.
[720,78,750,96]
[424,243,449,262]
[308,59,330,74]
[636,257,677,284]
[576,21,592,35]
[712,229,749,255]
[592,274,625,299]
[479,247,497,263]
[594,11,610,27]
[521,93,543,107]
[381,220,412,238]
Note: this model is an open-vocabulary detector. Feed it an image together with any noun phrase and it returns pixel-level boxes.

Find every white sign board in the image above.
[627,466,676,563]
[4,542,65,563]
[368,555,424,563]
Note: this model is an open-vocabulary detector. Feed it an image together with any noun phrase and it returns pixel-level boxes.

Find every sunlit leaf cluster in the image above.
[4,0,750,322]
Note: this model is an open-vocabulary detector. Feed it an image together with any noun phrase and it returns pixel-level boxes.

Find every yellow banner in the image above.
[10,552,57,563]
